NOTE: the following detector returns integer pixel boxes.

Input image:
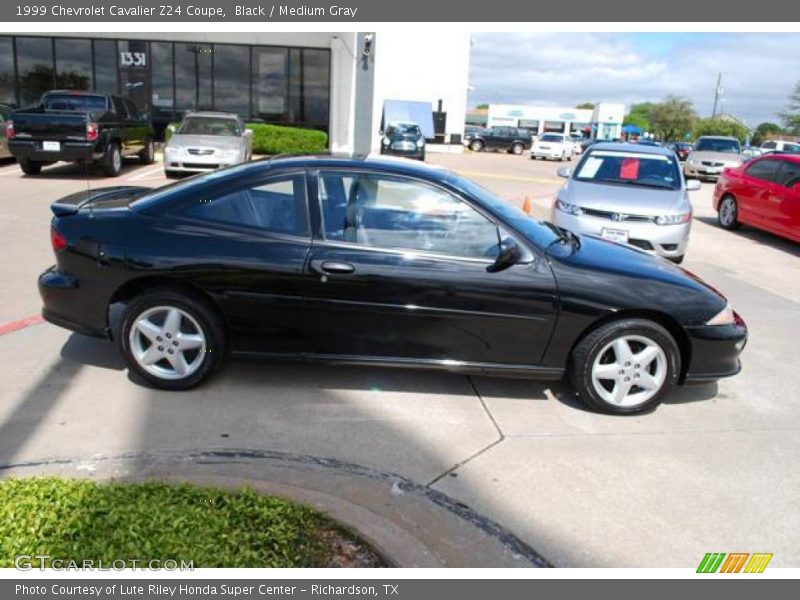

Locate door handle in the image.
[311,260,356,275]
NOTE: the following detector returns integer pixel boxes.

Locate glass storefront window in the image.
[93,40,118,95]
[54,38,92,91]
[0,37,14,105]
[175,42,212,111]
[301,49,330,126]
[151,42,174,122]
[252,47,288,121]
[213,44,250,116]
[16,37,54,106]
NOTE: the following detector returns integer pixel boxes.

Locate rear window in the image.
[575,150,681,190]
[539,134,564,142]
[43,94,107,112]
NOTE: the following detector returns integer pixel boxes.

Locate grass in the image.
[0,477,367,568]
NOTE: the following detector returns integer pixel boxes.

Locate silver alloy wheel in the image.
[112,146,122,172]
[129,305,206,380]
[591,334,667,407]
[719,196,736,226]
[146,140,154,161]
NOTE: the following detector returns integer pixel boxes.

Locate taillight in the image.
[86,122,98,142]
[5,120,13,140]
[51,227,67,252]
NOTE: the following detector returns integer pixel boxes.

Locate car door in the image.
[302,169,558,367]
[482,127,500,150]
[738,158,782,225]
[121,98,147,154]
[167,170,312,354]
[771,160,800,240]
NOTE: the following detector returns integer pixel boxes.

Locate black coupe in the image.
[39,155,747,414]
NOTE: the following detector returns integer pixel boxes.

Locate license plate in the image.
[539,145,550,149]
[601,227,629,243]
[704,167,720,174]
[42,141,61,152]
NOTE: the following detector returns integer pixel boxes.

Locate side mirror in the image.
[487,237,522,273]
[557,166,572,178]
[243,129,253,138]
[686,179,702,191]
[792,182,800,193]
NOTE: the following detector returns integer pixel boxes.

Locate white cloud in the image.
[468,33,800,125]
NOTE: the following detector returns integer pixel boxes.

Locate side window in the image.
[762,141,776,150]
[318,172,500,259]
[745,159,780,182]
[111,96,126,117]
[777,162,800,189]
[182,173,308,236]
[124,99,141,121]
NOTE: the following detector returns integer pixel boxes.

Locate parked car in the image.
[530,133,577,161]
[759,139,800,154]
[713,153,800,243]
[463,125,485,145]
[467,126,532,155]
[552,142,700,264]
[6,91,155,176]
[38,155,746,414]
[164,112,252,177]
[0,104,14,159]
[684,136,743,181]
[380,121,426,161]
[667,142,692,162]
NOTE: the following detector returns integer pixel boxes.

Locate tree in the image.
[780,82,800,135]
[693,117,750,143]
[575,102,595,110]
[623,113,650,132]
[475,103,489,110]
[649,96,697,141]
[753,122,784,146]
[625,102,657,133]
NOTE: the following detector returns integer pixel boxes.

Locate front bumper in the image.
[683,321,748,382]
[380,146,425,160]
[164,151,241,173]
[684,163,735,180]
[9,139,99,162]
[531,147,565,159]
[551,209,691,259]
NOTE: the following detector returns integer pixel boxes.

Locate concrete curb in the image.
[0,448,551,568]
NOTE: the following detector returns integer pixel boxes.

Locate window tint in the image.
[777,162,800,189]
[318,172,500,259]
[214,44,250,116]
[183,174,308,236]
[175,43,213,111]
[16,37,54,105]
[54,38,92,90]
[93,40,118,95]
[745,159,780,182]
[43,93,107,112]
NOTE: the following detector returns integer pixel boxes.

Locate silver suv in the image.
[551,142,700,264]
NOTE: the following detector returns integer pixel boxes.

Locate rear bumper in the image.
[9,140,99,162]
[380,147,425,160]
[683,321,748,382]
[38,267,109,339]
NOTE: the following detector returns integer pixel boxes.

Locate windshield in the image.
[695,138,741,154]
[574,149,681,190]
[386,124,421,136]
[43,94,107,112]
[783,143,800,153]
[539,134,564,142]
[178,117,241,136]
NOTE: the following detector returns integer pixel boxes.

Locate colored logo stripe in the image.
[697,553,726,573]
[744,553,773,573]
[697,552,773,573]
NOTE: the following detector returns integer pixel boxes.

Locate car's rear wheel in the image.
[120,289,226,390]
[569,319,681,414]
[717,194,741,230]
[139,138,155,165]
[511,143,524,155]
[19,158,42,175]
[469,140,484,152]
[103,142,122,177]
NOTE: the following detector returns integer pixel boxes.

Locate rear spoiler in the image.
[51,186,150,217]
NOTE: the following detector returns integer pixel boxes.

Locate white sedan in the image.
[164,111,253,177]
[531,133,577,161]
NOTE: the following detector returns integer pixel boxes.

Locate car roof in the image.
[585,141,675,157]
[184,111,240,119]
[696,135,739,141]
[266,153,450,176]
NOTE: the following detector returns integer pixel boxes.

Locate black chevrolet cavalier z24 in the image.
[39,155,747,414]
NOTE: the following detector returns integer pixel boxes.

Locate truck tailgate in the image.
[12,110,88,140]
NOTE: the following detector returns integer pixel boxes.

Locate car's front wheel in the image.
[102,142,122,177]
[139,138,155,165]
[717,194,741,230]
[469,140,484,152]
[569,319,681,414]
[120,289,226,390]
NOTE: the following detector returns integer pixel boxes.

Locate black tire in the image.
[139,138,155,165]
[568,318,681,415]
[717,194,741,230]
[469,140,484,152]
[102,142,123,177]
[119,289,226,391]
[19,158,42,175]
[511,143,524,155]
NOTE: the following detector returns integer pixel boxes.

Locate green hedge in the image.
[165,122,328,155]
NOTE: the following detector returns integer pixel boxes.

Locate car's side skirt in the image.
[230,351,565,380]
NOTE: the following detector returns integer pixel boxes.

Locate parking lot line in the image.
[0,165,21,177]
[453,169,561,185]
[0,314,43,336]
[124,165,164,182]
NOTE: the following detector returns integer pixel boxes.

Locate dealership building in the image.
[487,103,626,140]
[0,32,470,152]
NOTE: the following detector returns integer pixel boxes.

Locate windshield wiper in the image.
[601,178,675,190]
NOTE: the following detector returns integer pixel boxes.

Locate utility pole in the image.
[712,72,723,118]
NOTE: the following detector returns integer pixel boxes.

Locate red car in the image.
[713,153,800,243]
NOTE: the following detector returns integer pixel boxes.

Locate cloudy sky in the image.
[468,33,800,125]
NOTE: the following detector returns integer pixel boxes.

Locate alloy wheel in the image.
[128,306,207,380]
[590,335,667,407]
[719,197,736,227]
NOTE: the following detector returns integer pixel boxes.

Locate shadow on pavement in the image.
[694,216,800,258]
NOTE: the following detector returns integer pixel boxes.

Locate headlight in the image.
[555,199,583,216]
[416,138,425,148]
[382,136,390,146]
[218,149,240,159]
[706,304,738,326]
[165,145,183,156]
[654,212,692,226]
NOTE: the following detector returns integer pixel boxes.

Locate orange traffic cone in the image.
[522,196,532,215]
